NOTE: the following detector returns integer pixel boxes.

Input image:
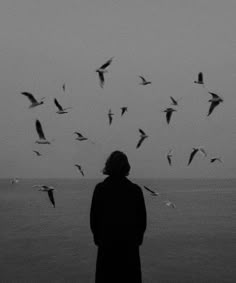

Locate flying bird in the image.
[108,109,114,125]
[194,72,204,85]
[96,57,114,88]
[187,147,207,166]
[10,177,19,184]
[62,83,66,92]
[139,76,151,85]
[21,92,45,108]
[74,132,88,141]
[74,164,84,176]
[33,185,55,207]
[207,92,223,116]
[54,98,71,114]
[33,150,42,156]
[35,119,51,144]
[164,200,176,208]
[121,107,128,116]
[166,149,173,166]
[163,108,176,124]
[136,129,148,149]
[143,186,159,196]
[210,157,222,163]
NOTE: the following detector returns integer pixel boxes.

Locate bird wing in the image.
[170,96,177,105]
[207,101,220,116]
[199,148,207,157]
[54,98,63,111]
[167,155,172,166]
[99,57,113,70]
[139,128,146,136]
[139,76,146,83]
[188,149,198,165]
[108,114,113,125]
[136,136,146,148]
[33,150,40,156]
[74,132,83,138]
[208,92,220,99]
[47,190,55,207]
[198,72,203,83]
[79,168,84,176]
[36,120,46,140]
[62,83,65,92]
[143,186,156,194]
[98,71,105,88]
[21,92,37,104]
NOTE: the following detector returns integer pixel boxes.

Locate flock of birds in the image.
[10,58,224,208]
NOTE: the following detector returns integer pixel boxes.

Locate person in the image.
[90,151,147,283]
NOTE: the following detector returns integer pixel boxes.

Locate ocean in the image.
[0,178,235,283]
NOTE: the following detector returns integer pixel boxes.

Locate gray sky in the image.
[1,0,236,178]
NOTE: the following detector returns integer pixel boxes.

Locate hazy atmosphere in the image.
[1,0,236,178]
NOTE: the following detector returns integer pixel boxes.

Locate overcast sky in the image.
[1,0,236,178]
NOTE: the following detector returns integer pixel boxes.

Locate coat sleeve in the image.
[136,187,147,245]
[90,184,101,246]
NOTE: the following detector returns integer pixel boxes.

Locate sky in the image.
[1,0,236,178]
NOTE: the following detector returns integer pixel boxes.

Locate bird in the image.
[96,57,114,88]
[21,92,45,108]
[33,150,42,156]
[143,186,159,196]
[108,109,114,125]
[74,164,84,176]
[120,107,128,116]
[163,108,176,124]
[166,149,173,166]
[194,72,204,85]
[54,98,71,114]
[74,132,88,141]
[33,185,55,207]
[164,200,176,208]
[210,157,222,163]
[139,76,151,85]
[62,83,66,92]
[136,129,148,149]
[35,119,51,144]
[170,96,179,106]
[187,147,207,166]
[207,92,223,116]
[10,177,19,184]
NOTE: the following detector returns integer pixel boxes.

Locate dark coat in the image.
[90,176,147,283]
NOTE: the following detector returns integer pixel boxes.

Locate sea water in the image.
[0,178,235,282]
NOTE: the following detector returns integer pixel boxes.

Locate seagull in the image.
[21,92,45,108]
[62,83,66,92]
[163,108,176,124]
[164,200,176,208]
[74,164,84,176]
[210,157,222,163]
[207,92,223,116]
[170,96,180,106]
[194,72,204,85]
[166,149,173,166]
[33,185,55,208]
[108,109,114,125]
[121,107,128,116]
[33,150,42,156]
[35,119,51,144]
[136,129,148,149]
[139,76,151,85]
[96,57,114,88]
[54,98,71,114]
[187,147,207,166]
[74,132,88,141]
[143,186,159,196]
[10,177,19,184]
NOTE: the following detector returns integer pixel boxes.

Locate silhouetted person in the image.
[90,151,147,283]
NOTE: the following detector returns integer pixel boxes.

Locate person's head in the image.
[103,151,131,177]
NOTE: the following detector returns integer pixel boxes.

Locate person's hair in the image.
[103,151,131,177]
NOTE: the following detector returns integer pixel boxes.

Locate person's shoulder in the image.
[126,179,143,193]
